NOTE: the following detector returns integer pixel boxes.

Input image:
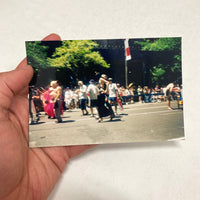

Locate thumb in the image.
[0,65,33,108]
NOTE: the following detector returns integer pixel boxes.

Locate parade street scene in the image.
[29,100,184,147]
[26,37,184,147]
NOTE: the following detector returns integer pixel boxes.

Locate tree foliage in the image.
[135,38,181,51]
[25,41,50,70]
[150,65,166,84]
[48,40,110,79]
[26,40,110,84]
[135,37,182,84]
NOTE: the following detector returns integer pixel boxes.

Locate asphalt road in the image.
[29,101,184,147]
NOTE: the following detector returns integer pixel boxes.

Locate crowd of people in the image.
[30,74,183,124]
[30,74,117,123]
[116,83,182,107]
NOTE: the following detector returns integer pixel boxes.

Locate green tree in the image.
[150,64,166,84]
[136,38,181,51]
[48,40,110,80]
[135,37,182,84]
[25,41,50,70]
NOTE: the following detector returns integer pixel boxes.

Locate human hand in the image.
[0,33,96,200]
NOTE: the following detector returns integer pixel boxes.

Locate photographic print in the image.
[26,37,184,148]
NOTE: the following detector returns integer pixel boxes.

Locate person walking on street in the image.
[97,87,114,122]
[99,74,109,90]
[107,78,118,114]
[53,81,63,123]
[87,79,99,117]
[77,81,89,116]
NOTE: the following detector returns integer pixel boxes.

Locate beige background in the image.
[0,0,200,199]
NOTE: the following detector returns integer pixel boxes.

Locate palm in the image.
[0,34,95,200]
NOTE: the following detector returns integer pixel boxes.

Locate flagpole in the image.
[125,58,128,88]
[124,38,131,88]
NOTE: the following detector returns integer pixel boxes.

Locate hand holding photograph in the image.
[26,37,184,148]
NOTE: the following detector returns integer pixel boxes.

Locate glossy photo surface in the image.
[26,37,184,148]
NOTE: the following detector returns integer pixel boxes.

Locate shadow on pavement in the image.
[30,122,45,125]
[114,116,123,119]
[59,120,75,123]
[119,113,128,116]
[104,119,122,123]
[173,108,183,111]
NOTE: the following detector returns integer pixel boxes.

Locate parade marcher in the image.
[97,87,114,122]
[53,81,63,123]
[64,87,73,111]
[166,82,175,110]
[29,87,39,124]
[99,74,109,90]
[77,81,89,116]
[107,78,118,114]
[87,79,99,117]
[32,88,43,113]
[46,81,56,119]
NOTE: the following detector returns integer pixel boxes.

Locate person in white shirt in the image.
[87,79,99,117]
[77,81,89,116]
[107,78,118,114]
[64,87,73,111]
[72,87,79,109]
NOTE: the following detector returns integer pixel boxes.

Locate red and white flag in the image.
[124,39,131,61]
